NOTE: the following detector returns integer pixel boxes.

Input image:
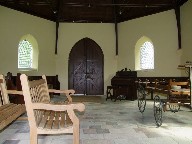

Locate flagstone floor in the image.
[1,95,192,144]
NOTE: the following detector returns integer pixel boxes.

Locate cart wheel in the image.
[168,103,180,113]
[137,84,146,113]
[154,95,163,127]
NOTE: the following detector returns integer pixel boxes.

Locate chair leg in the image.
[30,130,38,144]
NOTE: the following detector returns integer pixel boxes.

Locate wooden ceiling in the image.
[0,0,188,23]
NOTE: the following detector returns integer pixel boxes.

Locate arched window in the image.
[140,41,154,69]
[18,34,38,71]
[135,36,154,70]
[18,40,33,69]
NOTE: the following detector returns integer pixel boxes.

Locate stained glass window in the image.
[18,40,33,69]
[140,41,154,70]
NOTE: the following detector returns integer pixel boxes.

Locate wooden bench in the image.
[20,74,85,144]
[5,72,61,104]
[0,74,26,131]
[168,79,190,104]
[137,78,189,100]
[136,78,160,99]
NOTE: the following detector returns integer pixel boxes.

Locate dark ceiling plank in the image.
[0,0,188,24]
[62,2,173,7]
[177,0,188,5]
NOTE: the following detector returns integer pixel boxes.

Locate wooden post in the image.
[174,6,181,49]
[113,0,118,55]
[55,21,59,54]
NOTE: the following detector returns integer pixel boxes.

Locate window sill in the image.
[18,68,37,71]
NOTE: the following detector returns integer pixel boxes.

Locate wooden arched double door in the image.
[68,38,104,95]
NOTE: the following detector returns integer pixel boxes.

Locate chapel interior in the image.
[0,0,192,144]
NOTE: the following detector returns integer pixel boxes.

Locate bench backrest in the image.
[20,74,51,128]
[0,74,10,106]
[169,79,189,89]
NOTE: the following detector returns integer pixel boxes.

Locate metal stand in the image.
[180,65,192,108]
[187,66,192,108]
[137,84,146,113]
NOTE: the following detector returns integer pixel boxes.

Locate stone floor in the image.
[1,95,192,144]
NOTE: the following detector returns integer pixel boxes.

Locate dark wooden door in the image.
[69,38,104,95]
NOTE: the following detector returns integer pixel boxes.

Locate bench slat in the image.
[66,112,73,127]
[0,106,24,123]
[0,105,25,130]
[0,104,24,122]
[60,111,66,128]
[52,111,60,129]
[0,104,18,115]
[0,103,14,111]
[38,110,50,129]
[45,111,55,129]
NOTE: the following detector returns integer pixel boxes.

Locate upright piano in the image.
[111,69,137,101]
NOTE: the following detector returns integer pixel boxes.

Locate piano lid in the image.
[115,68,137,78]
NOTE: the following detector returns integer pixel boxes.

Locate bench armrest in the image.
[48,89,74,103]
[48,89,75,94]
[7,90,23,95]
[32,102,85,112]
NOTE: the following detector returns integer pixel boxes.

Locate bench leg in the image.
[73,124,79,144]
[30,130,37,144]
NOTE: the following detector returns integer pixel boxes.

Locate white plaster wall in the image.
[56,23,117,91]
[180,0,192,65]
[0,6,56,76]
[118,10,182,77]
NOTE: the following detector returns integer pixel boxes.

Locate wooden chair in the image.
[20,74,85,144]
[0,74,26,130]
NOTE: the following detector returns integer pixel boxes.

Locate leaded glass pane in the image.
[18,40,33,69]
[140,41,154,69]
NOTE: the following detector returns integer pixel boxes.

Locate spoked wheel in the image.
[154,95,163,127]
[137,84,146,113]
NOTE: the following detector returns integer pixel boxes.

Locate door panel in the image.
[69,40,86,94]
[86,39,103,95]
[68,38,104,95]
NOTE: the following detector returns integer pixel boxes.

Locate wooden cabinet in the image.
[111,70,137,101]
[111,78,137,101]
